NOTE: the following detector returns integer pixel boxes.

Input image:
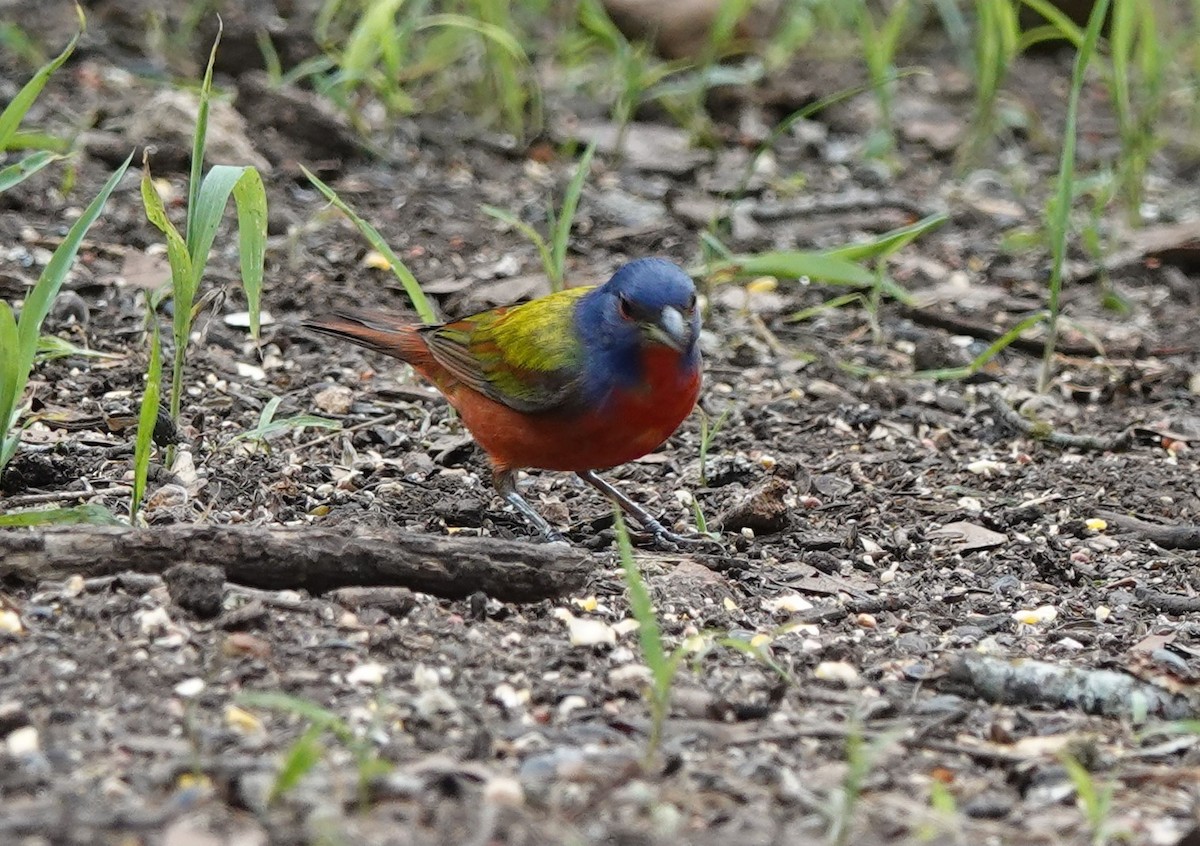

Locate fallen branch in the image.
[980,388,1133,452]
[1097,511,1200,551]
[0,525,591,603]
[1134,587,1200,615]
[942,654,1197,720]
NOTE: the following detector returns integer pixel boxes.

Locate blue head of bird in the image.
[577,257,702,391]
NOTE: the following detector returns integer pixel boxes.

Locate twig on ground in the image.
[0,486,131,507]
[941,654,1198,720]
[748,190,929,221]
[1133,587,1200,615]
[0,525,591,602]
[1097,510,1200,551]
[980,388,1133,452]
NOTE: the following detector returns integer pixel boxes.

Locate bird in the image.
[302,257,703,545]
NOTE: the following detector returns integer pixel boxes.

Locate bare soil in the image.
[2,3,1200,844]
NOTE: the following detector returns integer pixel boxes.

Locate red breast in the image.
[450,345,700,473]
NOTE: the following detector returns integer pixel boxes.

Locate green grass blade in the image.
[130,324,162,517]
[550,140,596,287]
[0,301,21,469]
[615,511,669,689]
[1018,0,1086,47]
[713,250,882,292]
[824,212,948,262]
[1038,0,1111,392]
[5,130,71,153]
[302,165,437,323]
[414,11,540,135]
[16,153,132,394]
[0,4,83,150]
[0,504,123,526]
[36,334,121,362]
[271,725,325,801]
[0,151,59,193]
[187,23,222,247]
[785,292,864,323]
[2,153,130,472]
[342,0,408,81]
[480,204,555,281]
[238,691,346,729]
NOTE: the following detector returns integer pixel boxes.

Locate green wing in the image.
[422,285,593,413]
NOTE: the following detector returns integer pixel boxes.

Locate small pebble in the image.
[347,663,387,686]
[5,725,39,757]
[814,661,860,686]
[1012,605,1057,625]
[174,678,205,698]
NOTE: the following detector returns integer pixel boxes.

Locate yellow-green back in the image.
[421,285,593,413]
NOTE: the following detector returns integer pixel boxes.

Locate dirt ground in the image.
[2,3,1200,844]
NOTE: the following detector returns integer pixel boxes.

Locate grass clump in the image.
[139,27,268,428]
[309,0,541,136]
[1,155,132,477]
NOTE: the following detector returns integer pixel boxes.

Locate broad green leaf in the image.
[188,165,246,287]
[141,159,196,344]
[302,165,437,323]
[724,250,914,304]
[0,504,123,526]
[0,151,58,193]
[185,166,267,336]
[232,168,268,337]
[0,4,83,150]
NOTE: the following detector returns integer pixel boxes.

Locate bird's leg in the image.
[493,469,566,543]
[576,469,691,546]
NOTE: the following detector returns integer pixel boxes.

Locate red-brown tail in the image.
[301,309,433,365]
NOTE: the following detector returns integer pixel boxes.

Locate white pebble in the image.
[814,661,860,685]
[174,678,205,698]
[5,725,39,757]
[1012,605,1057,625]
[347,662,387,686]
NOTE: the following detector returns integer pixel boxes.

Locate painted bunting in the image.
[303,258,702,544]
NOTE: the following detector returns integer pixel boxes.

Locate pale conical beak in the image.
[644,305,690,352]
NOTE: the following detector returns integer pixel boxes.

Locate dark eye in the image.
[617,294,634,321]
[686,292,697,311]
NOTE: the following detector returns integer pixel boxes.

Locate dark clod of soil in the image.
[163,562,226,618]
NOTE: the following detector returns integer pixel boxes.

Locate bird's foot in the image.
[634,516,723,552]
